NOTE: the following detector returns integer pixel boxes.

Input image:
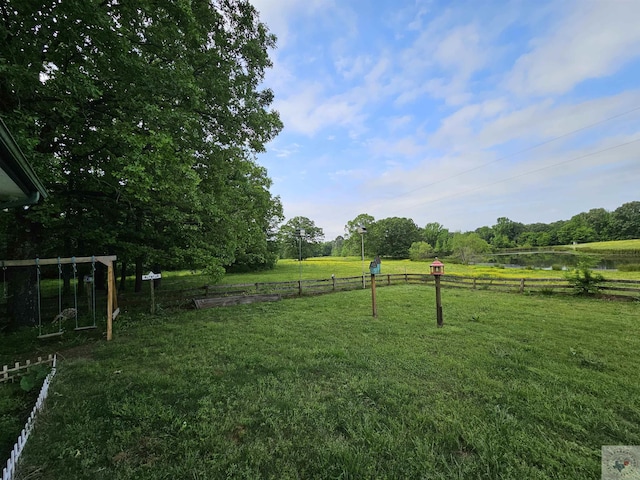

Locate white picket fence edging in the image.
[2,355,57,480]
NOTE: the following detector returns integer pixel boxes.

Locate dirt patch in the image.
[597,293,637,302]
[56,342,97,361]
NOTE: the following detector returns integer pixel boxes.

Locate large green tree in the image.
[277,217,325,260]
[491,217,524,248]
[0,0,282,323]
[331,236,345,257]
[611,201,640,240]
[342,213,375,257]
[557,214,596,245]
[583,208,612,241]
[423,222,452,254]
[451,233,490,265]
[408,241,434,261]
[369,217,421,258]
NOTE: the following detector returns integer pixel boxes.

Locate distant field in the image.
[158,258,568,291]
[228,255,640,282]
[572,239,640,251]
[158,256,640,290]
[220,257,573,283]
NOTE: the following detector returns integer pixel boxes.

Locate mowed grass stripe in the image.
[17,286,640,479]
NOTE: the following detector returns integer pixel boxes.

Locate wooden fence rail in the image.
[193,274,639,300]
[118,274,640,310]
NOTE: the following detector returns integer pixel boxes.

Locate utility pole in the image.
[357,225,367,288]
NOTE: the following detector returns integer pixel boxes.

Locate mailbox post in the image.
[142,271,162,314]
[369,256,381,317]
[430,258,444,327]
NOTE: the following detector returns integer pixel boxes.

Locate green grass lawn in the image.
[572,239,640,251]
[11,285,640,479]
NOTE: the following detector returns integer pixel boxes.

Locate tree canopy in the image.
[341,213,375,256]
[0,0,283,295]
[277,216,325,260]
[451,233,490,265]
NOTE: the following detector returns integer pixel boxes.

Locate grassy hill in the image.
[571,238,640,252]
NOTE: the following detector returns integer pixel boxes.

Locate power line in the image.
[388,104,640,200]
[406,137,640,208]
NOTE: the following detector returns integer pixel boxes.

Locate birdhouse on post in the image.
[369,256,381,275]
[368,256,381,318]
[430,258,444,276]
[429,258,444,327]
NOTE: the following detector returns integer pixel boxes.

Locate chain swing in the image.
[2,262,7,300]
[75,256,97,331]
[1,255,117,340]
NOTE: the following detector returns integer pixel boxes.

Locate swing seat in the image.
[74,325,97,331]
[37,331,64,339]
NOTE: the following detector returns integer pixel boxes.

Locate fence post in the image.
[435,275,443,327]
[332,275,336,291]
[298,280,302,296]
[371,274,378,318]
[520,278,525,294]
[149,279,155,314]
[387,274,391,286]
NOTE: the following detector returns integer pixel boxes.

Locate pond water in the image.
[482,252,640,271]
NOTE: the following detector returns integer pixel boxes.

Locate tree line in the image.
[277,202,640,263]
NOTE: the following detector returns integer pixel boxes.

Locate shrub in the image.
[564,257,604,296]
[408,242,434,262]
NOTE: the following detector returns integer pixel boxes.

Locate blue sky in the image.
[250,0,640,241]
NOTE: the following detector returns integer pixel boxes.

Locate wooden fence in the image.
[196,274,640,299]
[119,274,640,309]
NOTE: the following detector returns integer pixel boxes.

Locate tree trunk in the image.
[6,211,41,327]
[7,266,38,327]
[135,257,143,292]
[152,263,162,289]
[119,259,127,292]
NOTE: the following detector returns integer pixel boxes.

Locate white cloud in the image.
[387,115,413,131]
[335,54,374,80]
[433,24,486,76]
[429,90,640,154]
[250,0,332,48]
[330,169,368,180]
[271,143,300,158]
[273,82,367,136]
[366,136,426,159]
[506,1,640,96]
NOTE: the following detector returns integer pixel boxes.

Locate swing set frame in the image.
[2,255,118,340]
